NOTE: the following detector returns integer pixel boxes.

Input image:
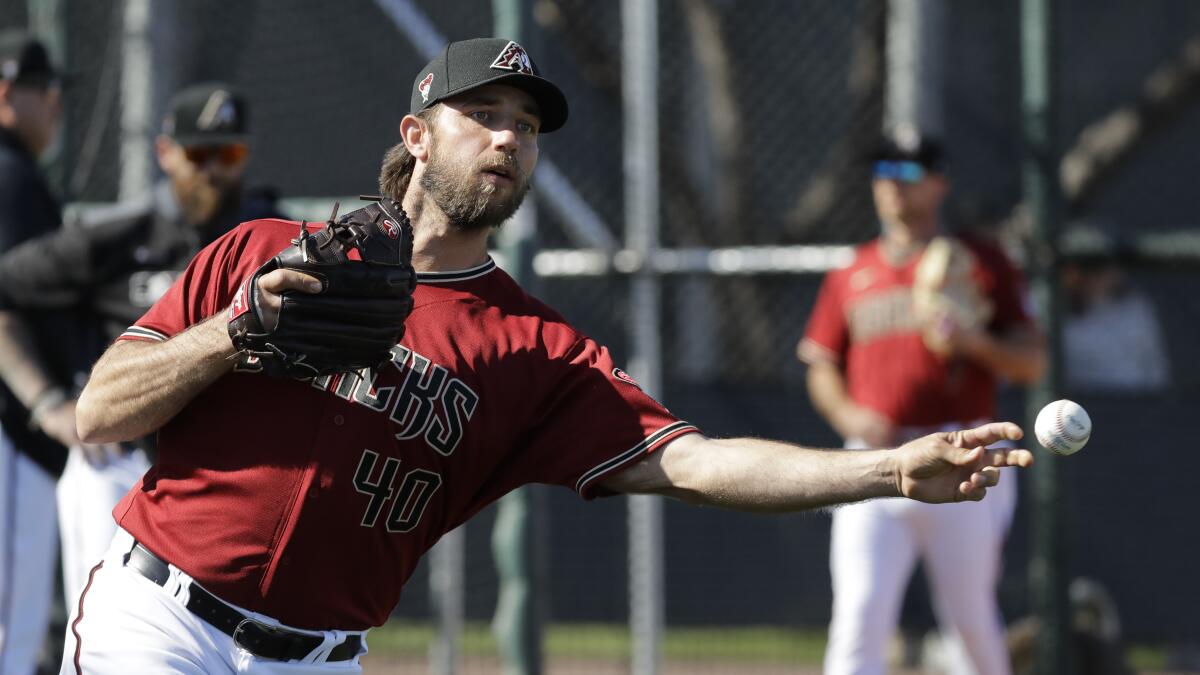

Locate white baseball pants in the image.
[56,446,149,603]
[0,427,59,675]
[823,427,1017,675]
[61,529,368,674]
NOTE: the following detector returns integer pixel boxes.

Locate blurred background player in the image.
[0,30,90,675]
[1058,222,1170,394]
[797,131,1046,675]
[0,80,283,605]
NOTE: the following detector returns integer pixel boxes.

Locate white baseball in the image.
[1035,399,1092,456]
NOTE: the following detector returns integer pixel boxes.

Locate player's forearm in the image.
[617,434,900,512]
[0,310,63,406]
[675,438,900,511]
[964,327,1047,385]
[805,361,856,435]
[77,314,237,443]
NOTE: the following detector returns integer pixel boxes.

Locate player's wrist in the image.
[873,448,903,498]
[27,385,68,431]
[199,312,240,361]
[956,329,993,360]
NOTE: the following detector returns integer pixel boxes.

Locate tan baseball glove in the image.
[911,236,994,357]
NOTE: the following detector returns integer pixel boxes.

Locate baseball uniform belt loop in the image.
[125,542,362,662]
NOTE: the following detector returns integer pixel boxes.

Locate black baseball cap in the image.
[410,38,568,133]
[163,82,248,146]
[869,127,946,172]
[0,30,61,87]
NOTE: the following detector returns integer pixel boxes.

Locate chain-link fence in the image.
[11,0,1200,672]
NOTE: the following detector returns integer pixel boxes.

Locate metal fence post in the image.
[490,2,545,672]
[1020,1,1074,673]
[622,0,664,673]
[430,527,465,675]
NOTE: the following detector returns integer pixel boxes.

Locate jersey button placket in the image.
[311,411,344,498]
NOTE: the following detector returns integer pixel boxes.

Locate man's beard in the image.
[419,149,530,232]
[175,173,238,226]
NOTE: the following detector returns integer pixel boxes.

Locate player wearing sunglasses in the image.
[799,130,1045,675]
[0,81,285,614]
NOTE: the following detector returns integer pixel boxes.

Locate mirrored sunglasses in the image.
[873,160,926,183]
[184,143,248,166]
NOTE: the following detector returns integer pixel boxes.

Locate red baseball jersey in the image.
[113,218,698,630]
[798,235,1031,427]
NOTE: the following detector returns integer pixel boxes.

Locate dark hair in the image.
[378,107,440,203]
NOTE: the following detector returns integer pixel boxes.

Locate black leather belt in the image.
[125,543,362,662]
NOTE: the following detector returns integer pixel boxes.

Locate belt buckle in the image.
[232,617,297,659]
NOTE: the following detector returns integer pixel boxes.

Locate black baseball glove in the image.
[228,196,416,379]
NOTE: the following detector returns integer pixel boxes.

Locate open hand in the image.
[38,398,81,448]
[40,399,119,465]
[78,442,127,468]
[893,421,1033,503]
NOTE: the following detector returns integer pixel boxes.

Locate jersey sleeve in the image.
[118,220,285,342]
[975,240,1033,332]
[513,337,699,500]
[798,270,849,365]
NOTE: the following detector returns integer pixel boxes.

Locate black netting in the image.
[7,0,1199,669]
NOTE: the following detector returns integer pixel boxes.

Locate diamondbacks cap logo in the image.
[612,368,642,390]
[490,41,533,74]
[418,72,434,102]
[198,89,238,131]
[381,218,400,239]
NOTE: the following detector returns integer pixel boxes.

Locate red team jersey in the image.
[113,218,698,630]
[799,235,1031,427]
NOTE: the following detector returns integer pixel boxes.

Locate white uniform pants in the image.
[56,446,149,604]
[823,427,1016,675]
[0,427,59,675]
[61,529,368,674]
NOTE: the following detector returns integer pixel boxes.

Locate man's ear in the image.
[400,114,431,162]
[929,173,950,199]
[154,135,177,173]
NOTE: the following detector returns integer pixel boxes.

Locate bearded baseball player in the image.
[799,132,1046,675]
[63,39,1033,673]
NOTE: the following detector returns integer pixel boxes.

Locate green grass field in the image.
[367,620,825,663]
[364,620,1172,670]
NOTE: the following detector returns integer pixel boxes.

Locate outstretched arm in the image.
[602,421,1032,511]
[76,269,318,443]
